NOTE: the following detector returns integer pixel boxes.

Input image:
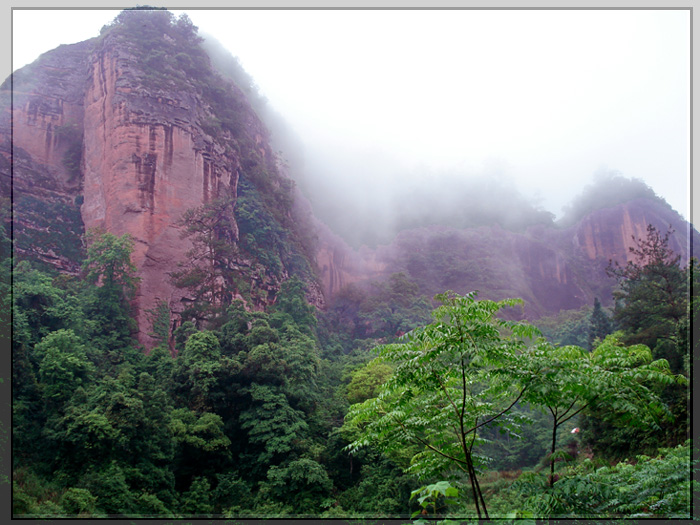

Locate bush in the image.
[59,487,97,516]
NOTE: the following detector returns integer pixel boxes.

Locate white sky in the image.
[11,8,691,222]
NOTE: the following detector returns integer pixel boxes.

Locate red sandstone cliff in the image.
[81,32,242,349]
[0,41,91,273]
[316,198,697,319]
[4,17,321,350]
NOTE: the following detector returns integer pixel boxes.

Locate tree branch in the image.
[463,385,528,435]
[394,416,468,469]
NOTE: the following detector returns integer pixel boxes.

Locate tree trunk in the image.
[550,421,558,488]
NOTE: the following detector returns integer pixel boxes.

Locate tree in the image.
[81,230,140,355]
[587,297,612,350]
[270,276,317,336]
[83,229,138,295]
[523,335,680,487]
[170,331,228,412]
[604,224,691,451]
[344,292,542,520]
[147,300,171,350]
[258,458,333,514]
[171,198,237,326]
[238,383,309,477]
[346,359,393,405]
[606,224,687,372]
[36,329,95,408]
[358,273,432,339]
[169,408,231,490]
[12,262,84,351]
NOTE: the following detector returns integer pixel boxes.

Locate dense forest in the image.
[7,8,696,522]
[8,209,696,520]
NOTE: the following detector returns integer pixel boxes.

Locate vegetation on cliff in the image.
[98,8,318,311]
[559,172,673,228]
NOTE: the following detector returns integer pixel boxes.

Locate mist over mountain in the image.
[4,8,696,337]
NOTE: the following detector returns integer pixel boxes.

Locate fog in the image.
[11,9,691,247]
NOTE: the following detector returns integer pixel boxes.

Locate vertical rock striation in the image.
[0,41,93,273]
[316,198,698,318]
[4,16,321,350]
[81,33,239,348]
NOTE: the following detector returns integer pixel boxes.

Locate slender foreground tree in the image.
[523,335,682,488]
[344,291,542,520]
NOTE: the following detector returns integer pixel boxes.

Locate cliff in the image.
[318,197,698,319]
[0,41,92,274]
[4,11,321,349]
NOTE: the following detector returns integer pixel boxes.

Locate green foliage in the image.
[608,224,688,371]
[147,300,171,347]
[477,405,551,472]
[58,488,97,516]
[586,226,692,456]
[334,453,417,517]
[82,229,138,293]
[346,358,393,405]
[272,276,317,334]
[169,408,231,490]
[170,331,226,412]
[235,177,287,277]
[173,320,198,353]
[358,272,433,338]
[12,261,84,350]
[80,230,140,355]
[10,18,695,516]
[238,383,309,470]
[170,409,231,452]
[100,9,204,92]
[212,472,253,515]
[36,329,94,406]
[535,305,592,348]
[521,334,680,487]
[318,273,432,356]
[588,297,612,350]
[77,461,135,516]
[13,195,85,269]
[515,441,694,519]
[179,476,213,516]
[171,198,237,325]
[259,458,333,514]
[0,196,10,336]
[410,480,459,519]
[345,291,542,520]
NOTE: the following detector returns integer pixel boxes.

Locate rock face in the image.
[317,198,698,319]
[572,198,692,264]
[0,41,93,274]
[81,32,241,349]
[4,19,320,350]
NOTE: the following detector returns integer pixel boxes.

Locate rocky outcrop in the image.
[572,198,692,265]
[315,221,387,298]
[4,23,320,350]
[4,12,696,347]
[0,41,93,274]
[81,33,241,349]
[317,198,698,319]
